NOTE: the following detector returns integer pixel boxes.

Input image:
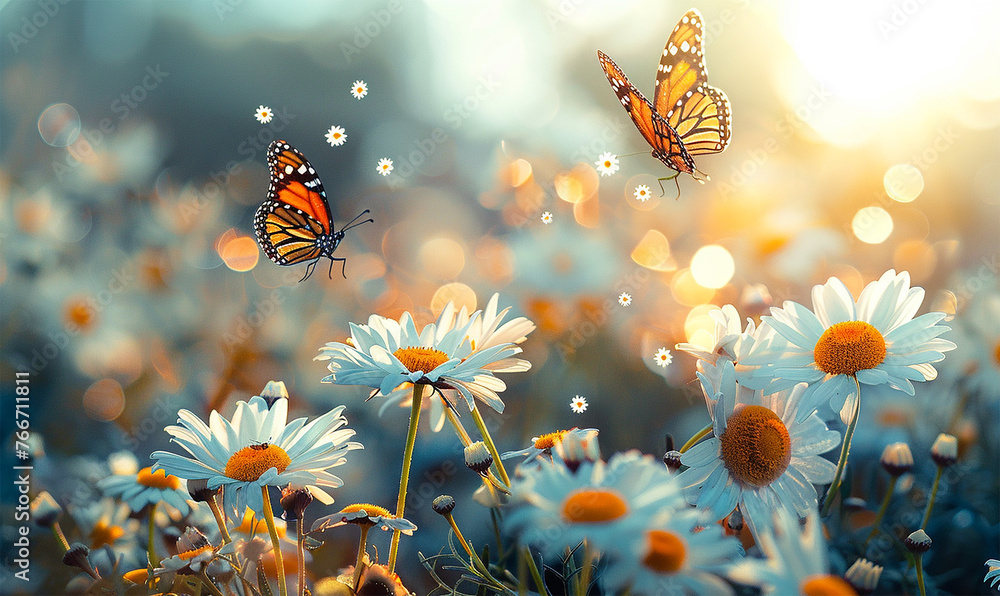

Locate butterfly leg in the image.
[328,256,348,279]
[300,259,319,282]
[657,172,682,200]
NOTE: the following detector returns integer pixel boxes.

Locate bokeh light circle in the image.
[38,103,81,147]
[431,283,477,315]
[419,237,465,280]
[220,236,260,272]
[690,245,735,289]
[83,378,125,421]
[883,164,924,203]
[851,207,894,244]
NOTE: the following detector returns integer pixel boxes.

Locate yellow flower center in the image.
[561,489,628,523]
[813,321,886,376]
[393,347,449,374]
[224,444,291,482]
[720,405,792,488]
[993,340,1000,367]
[178,544,214,561]
[342,503,392,518]
[642,530,687,573]
[533,430,570,450]
[90,520,125,549]
[235,509,286,537]
[122,569,149,584]
[801,574,858,595]
[137,467,181,490]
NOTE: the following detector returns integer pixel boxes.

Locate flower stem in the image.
[261,487,288,596]
[576,542,594,596]
[915,554,927,596]
[921,465,943,529]
[388,384,423,572]
[471,405,510,486]
[522,547,549,596]
[208,494,233,545]
[679,423,713,453]
[447,405,510,494]
[352,525,370,592]
[199,568,226,596]
[52,522,70,552]
[297,518,307,596]
[863,476,897,548]
[147,503,160,567]
[821,379,862,516]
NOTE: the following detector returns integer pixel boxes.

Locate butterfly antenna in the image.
[340,209,374,233]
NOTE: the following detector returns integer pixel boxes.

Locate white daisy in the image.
[654,347,673,368]
[501,428,599,469]
[254,105,273,124]
[151,385,362,517]
[325,125,347,147]
[154,526,233,578]
[600,506,742,595]
[351,80,368,99]
[634,184,651,202]
[677,360,841,535]
[312,503,417,535]
[595,151,619,176]
[619,292,632,307]
[316,305,528,414]
[729,509,854,595]
[506,450,688,559]
[97,466,193,516]
[540,211,553,224]
[748,270,956,422]
[985,559,1000,589]
[570,395,588,413]
[376,157,393,176]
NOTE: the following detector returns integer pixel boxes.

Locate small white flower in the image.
[540,211,553,224]
[325,125,347,147]
[633,184,651,202]
[595,151,620,176]
[376,157,393,176]
[351,80,369,100]
[654,347,673,368]
[254,105,273,124]
[570,395,588,414]
[618,292,632,307]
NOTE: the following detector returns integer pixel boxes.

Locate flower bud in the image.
[63,542,97,578]
[464,441,493,476]
[259,380,289,408]
[280,486,314,520]
[905,529,932,554]
[663,450,683,472]
[187,478,222,503]
[432,495,456,516]
[30,491,63,528]
[930,433,958,468]
[845,558,883,595]
[880,442,913,477]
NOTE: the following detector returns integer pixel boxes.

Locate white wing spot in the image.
[669,46,678,55]
[284,165,293,175]
[297,164,307,174]
[680,41,690,52]
[682,16,689,23]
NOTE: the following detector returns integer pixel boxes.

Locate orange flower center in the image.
[801,574,858,595]
[561,489,628,523]
[224,444,291,482]
[64,297,96,331]
[533,430,570,450]
[393,347,449,374]
[642,530,687,574]
[340,503,392,525]
[178,544,214,561]
[993,340,1000,367]
[813,321,886,376]
[137,467,181,490]
[720,405,792,488]
[90,520,125,549]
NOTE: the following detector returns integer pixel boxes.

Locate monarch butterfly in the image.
[254,140,372,281]
[597,8,732,197]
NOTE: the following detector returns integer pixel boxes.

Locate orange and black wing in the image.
[254,140,333,266]
[654,8,732,156]
[598,49,694,174]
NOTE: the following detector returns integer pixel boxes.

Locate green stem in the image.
[921,466,943,529]
[147,503,160,567]
[522,547,549,596]
[576,542,594,596]
[864,476,898,548]
[52,522,70,552]
[208,494,233,545]
[388,384,423,572]
[821,378,862,516]
[446,405,509,493]
[297,518,307,596]
[915,555,926,596]
[261,487,288,596]
[471,405,510,486]
[199,568,226,596]
[352,525,371,592]
[679,423,713,453]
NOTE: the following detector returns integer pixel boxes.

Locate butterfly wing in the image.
[254,140,334,266]
[654,9,732,156]
[597,49,694,174]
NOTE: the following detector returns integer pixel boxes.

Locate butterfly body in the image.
[254,140,372,281]
[598,8,731,194]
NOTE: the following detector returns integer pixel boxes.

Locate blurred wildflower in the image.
[31,491,63,528]
[325,125,347,146]
[678,361,840,532]
[600,506,741,595]
[376,157,394,176]
[634,184,651,202]
[351,80,368,99]
[595,151,619,176]
[729,509,854,595]
[985,559,1000,589]
[501,427,599,469]
[750,270,955,422]
[845,558,883,595]
[254,105,273,123]
[570,395,588,413]
[930,432,958,467]
[507,450,687,559]
[654,347,673,367]
[618,291,632,306]
[540,210,553,224]
[151,392,362,516]
[97,466,193,516]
